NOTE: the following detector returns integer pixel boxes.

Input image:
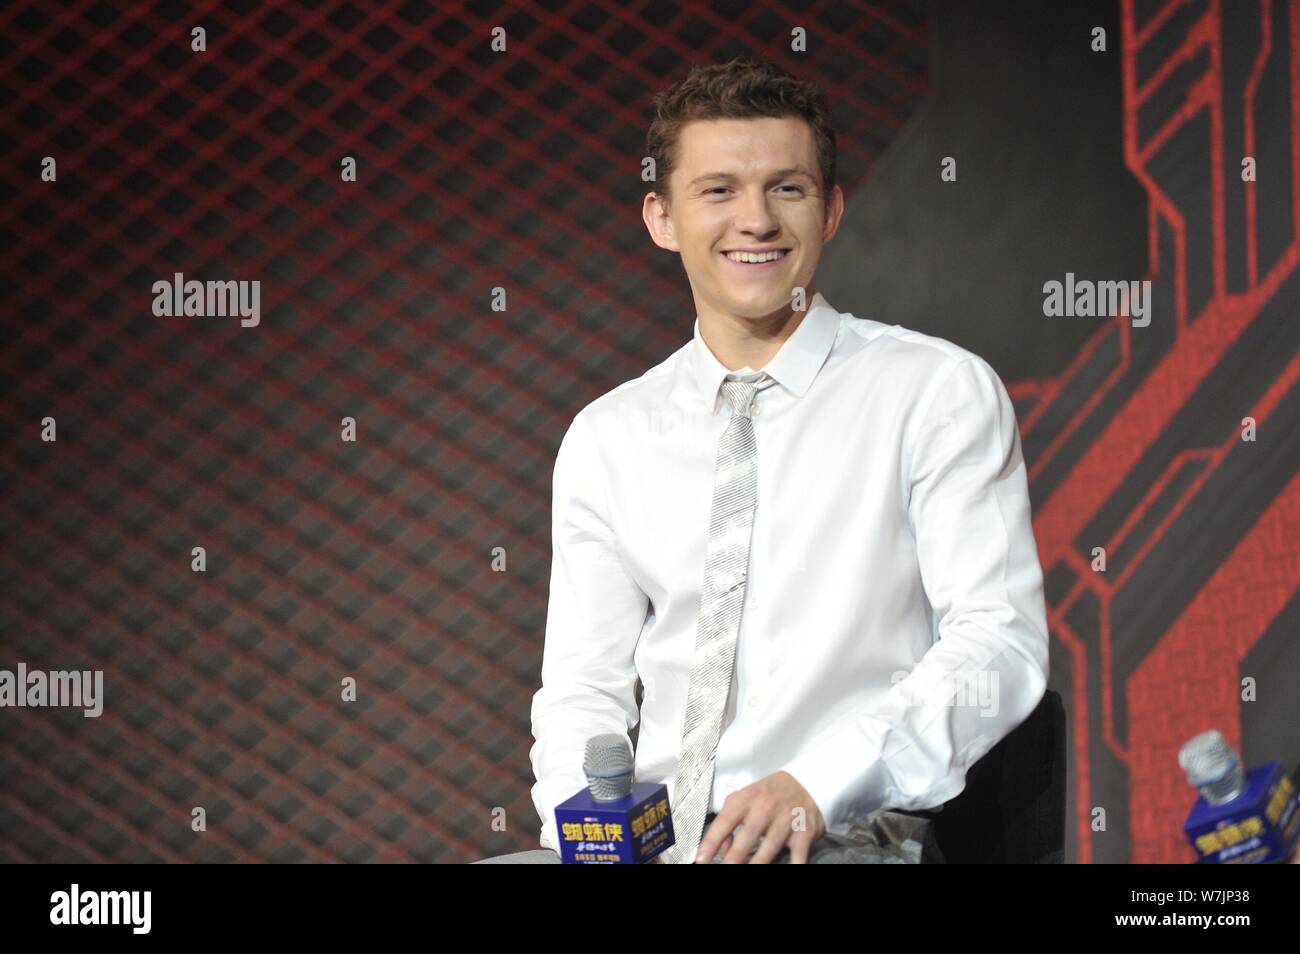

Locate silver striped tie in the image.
[659,372,772,864]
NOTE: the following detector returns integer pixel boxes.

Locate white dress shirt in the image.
[529,291,1050,853]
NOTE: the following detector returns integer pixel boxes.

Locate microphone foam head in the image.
[583,734,634,801]
[1178,730,1244,802]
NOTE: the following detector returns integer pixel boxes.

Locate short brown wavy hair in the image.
[645,57,837,214]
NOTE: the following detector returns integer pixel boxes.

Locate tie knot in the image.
[720,373,769,418]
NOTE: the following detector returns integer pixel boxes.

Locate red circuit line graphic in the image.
[1021,0,1298,862]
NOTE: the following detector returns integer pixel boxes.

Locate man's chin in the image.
[688,278,803,322]
[711,286,797,315]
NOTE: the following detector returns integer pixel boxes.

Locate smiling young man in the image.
[475,57,1049,865]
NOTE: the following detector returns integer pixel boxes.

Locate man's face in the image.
[643,116,844,323]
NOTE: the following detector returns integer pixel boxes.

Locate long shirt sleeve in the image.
[780,355,1050,832]
[528,411,649,852]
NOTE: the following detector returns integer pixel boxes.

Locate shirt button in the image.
[747,695,759,707]
[750,402,760,416]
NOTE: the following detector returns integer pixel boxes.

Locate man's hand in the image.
[694,770,826,863]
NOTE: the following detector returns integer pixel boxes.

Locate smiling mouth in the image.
[721,249,791,267]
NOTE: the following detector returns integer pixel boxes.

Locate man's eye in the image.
[704,185,802,195]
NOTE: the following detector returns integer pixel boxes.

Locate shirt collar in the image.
[689,291,840,415]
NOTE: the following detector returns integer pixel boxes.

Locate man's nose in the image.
[733,188,779,235]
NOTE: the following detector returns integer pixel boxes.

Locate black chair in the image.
[905,688,1067,863]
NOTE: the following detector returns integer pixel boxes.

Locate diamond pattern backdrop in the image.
[0,0,928,862]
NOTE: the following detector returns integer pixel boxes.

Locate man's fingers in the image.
[689,779,824,862]
[709,834,732,863]
[748,815,790,864]
[694,813,734,863]
[723,813,765,864]
[786,831,813,864]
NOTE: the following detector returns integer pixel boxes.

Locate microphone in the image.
[552,734,676,863]
[1178,730,1300,863]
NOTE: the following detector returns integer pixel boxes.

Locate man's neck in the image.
[698,293,813,372]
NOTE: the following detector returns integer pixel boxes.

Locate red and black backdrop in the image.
[1,0,1295,864]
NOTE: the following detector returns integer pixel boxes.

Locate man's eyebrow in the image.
[688,167,817,188]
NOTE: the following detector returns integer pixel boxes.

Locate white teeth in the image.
[725,250,787,263]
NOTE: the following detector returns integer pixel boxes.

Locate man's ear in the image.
[821,184,845,244]
[642,191,679,252]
